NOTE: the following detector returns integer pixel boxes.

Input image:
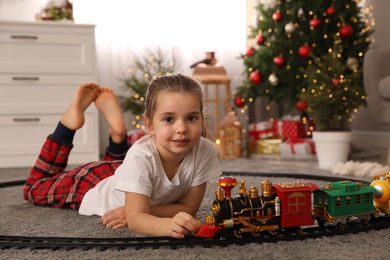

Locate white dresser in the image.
[0,21,100,168]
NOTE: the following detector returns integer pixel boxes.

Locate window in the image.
[346,196,351,206]
[356,195,361,204]
[324,195,328,205]
[288,192,307,212]
[365,193,371,203]
[336,196,342,206]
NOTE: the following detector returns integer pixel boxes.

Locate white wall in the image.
[0,0,47,21]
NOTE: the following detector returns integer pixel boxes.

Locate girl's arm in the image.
[150,183,207,217]
[100,183,207,231]
[125,191,202,238]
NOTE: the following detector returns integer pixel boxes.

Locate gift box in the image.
[247,138,282,156]
[248,121,274,139]
[127,129,147,145]
[280,138,316,159]
[273,115,306,139]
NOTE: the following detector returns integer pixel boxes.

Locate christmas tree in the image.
[300,38,365,131]
[118,48,179,128]
[235,0,374,117]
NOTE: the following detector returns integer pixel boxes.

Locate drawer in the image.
[0,113,98,158]
[0,30,95,74]
[0,74,96,114]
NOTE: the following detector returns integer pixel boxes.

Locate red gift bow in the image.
[285,138,315,154]
[249,123,274,139]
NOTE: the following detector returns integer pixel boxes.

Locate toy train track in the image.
[0,172,370,189]
[1,216,390,250]
[0,172,387,250]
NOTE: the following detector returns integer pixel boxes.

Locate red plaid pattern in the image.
[23,135,124,210]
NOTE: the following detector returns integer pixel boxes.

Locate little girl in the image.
[23,73,222,239]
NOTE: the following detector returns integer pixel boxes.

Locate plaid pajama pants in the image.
[23,135,126,210]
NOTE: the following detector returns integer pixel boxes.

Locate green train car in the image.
[312,181,377,230]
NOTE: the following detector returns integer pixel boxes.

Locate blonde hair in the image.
[144,73,206,137]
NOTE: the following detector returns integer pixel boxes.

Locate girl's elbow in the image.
[126,219,137,232]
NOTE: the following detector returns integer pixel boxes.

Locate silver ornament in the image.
[284,22,295,34]
[269,74,279,86]
[346,57,358,70]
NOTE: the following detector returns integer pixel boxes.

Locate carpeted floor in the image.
[0,156,389,259]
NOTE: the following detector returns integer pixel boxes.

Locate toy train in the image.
[195,172,390,238]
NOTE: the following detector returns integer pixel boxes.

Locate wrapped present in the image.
[280,138,316,159]
[127,129,147,145]
[248,121,274,139]
[273,115,306,139]
[247,138,282,156]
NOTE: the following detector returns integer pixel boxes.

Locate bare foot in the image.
[61,83,100,130]
[95,88,127,143]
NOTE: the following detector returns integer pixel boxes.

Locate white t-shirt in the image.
[79,135,222,216]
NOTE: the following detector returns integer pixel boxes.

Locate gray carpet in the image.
[0,158,388,260]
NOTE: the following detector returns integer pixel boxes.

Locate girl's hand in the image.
[167,212,202,239]
[101,206,127,229]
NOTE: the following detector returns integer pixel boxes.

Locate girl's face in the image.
[144,92,203,160]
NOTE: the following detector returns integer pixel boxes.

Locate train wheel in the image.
[296,228,304,235]
[269,230,278,236]
[361,219,369,228]
[234,230,243,238]
[251,231,262,237]
[336,222,346,231]
[251,221,263,237]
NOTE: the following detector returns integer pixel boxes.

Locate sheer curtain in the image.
[72,0,247,151]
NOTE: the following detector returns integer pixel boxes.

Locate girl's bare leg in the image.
[94,88,127,143]
[61,83,100,130]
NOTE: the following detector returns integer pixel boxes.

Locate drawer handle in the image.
[12,77,39,81]
[11,35,38,40]
[13,118,40,122]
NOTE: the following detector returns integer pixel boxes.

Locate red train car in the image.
[273,182,318,233]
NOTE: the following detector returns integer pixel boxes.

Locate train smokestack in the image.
[218,176,238,200]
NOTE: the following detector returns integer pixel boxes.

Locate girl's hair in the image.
[144,73,206,137]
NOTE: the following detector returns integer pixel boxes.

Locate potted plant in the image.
[299,43,366,169]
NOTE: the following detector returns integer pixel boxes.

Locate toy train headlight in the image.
[371,179,390,203]
[223,219,234,228]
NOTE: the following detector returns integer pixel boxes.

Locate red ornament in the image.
[234,95,245,108]
[249,71,262,85]
[333,78,340,89]
[309,17,321,28]
[273,56,285,67]
[298,45,313,59]
[340,25,354,38]
[255,34,265,45]
[245,47,255,57]
[326,6,336,16]
[272,11,283,22]
[296,99,308,113]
